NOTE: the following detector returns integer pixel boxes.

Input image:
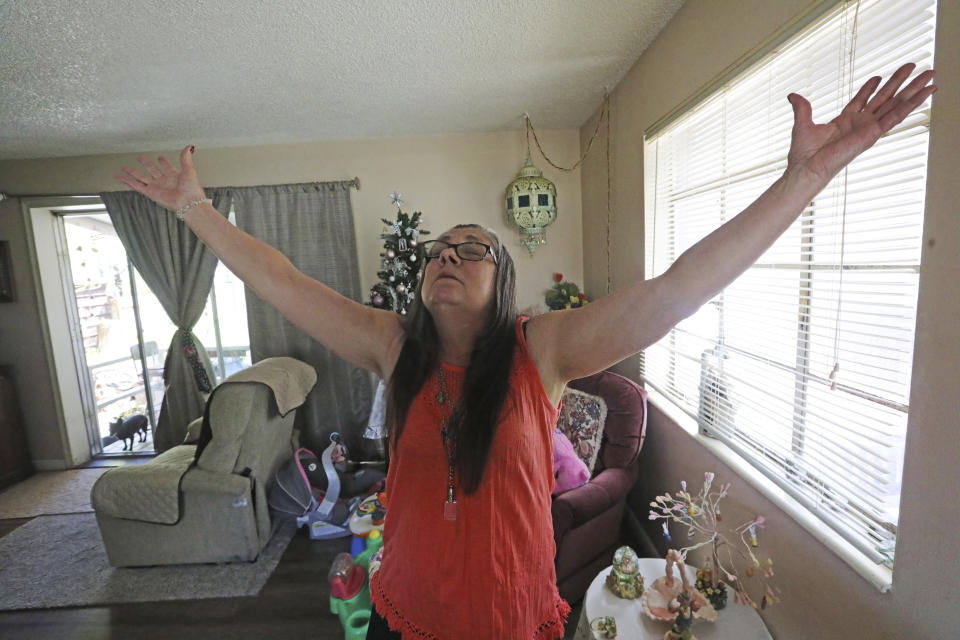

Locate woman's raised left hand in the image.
[785,62,936,185]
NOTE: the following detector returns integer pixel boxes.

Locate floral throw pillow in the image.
[557,388,608,475]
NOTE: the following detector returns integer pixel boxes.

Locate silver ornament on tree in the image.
[397,283,407,293]
[386,249,395,259]
[398,238,408,251]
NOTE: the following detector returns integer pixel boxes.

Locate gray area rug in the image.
[0,469,108,518]
[0,513,296,610]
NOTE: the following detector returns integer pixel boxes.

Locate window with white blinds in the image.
[643,0,936,570]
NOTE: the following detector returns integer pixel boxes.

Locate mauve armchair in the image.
[552,370,647,603]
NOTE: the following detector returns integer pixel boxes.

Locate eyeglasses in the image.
[421,240,498,264]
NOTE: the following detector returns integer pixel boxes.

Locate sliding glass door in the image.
[58,209,249,456]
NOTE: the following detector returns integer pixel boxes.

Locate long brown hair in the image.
[385,224,517,494]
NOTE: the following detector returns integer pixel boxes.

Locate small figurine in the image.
[664,589,698,640]
[695,562,727,610]
[641,549,717,624]
[664,548,683,589]
[605,546,644,599]
[590,615,618,638]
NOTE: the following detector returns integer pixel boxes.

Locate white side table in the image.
[573,559,773,640]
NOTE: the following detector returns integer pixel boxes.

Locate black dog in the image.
[109,414,149,450]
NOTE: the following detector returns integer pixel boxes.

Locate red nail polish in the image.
[190,146,195,153]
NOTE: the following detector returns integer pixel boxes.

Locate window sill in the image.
[644,385,894,593]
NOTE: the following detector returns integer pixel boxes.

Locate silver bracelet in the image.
[174,198,212,220]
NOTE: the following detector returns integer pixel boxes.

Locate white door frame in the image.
[20,197,105,468]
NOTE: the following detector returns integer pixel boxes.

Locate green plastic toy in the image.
[329,530,385,640]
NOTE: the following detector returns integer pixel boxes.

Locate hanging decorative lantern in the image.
[505,155,557,256]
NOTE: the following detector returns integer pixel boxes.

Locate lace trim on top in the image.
[534,595,572,640]
[372,571,438,639]
[371,572,572,640]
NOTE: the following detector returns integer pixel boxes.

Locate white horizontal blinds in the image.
[643,0,935,568]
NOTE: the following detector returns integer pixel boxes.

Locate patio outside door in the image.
[57,210,250,456]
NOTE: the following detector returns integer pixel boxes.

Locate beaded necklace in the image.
[436,366,458,521]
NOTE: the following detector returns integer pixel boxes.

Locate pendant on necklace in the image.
[444,485,458,521]
[436,391,446,404]
[444,499,458,521]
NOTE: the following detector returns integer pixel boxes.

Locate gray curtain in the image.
[228,182,373,456]
[100,189,229,452]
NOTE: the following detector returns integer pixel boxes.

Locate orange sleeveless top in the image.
[370,317,570,639]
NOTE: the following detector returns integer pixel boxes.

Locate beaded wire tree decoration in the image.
[648,472,781,610]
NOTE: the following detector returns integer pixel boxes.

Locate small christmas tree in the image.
[367,193,429,315]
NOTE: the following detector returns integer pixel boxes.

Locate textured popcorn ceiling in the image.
[0,0,684,160]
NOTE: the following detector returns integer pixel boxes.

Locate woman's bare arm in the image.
[527,63,937,402]
[115,148,405,380]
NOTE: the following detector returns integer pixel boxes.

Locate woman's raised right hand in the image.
[114,145,207,212]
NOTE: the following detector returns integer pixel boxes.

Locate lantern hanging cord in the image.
[524,92,610,173]
[525,92,614,295]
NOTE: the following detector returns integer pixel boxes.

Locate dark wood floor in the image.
[0,517,353,640]
[0,459,584,640]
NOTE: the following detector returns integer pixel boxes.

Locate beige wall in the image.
[0,129,582,467]
[0,198,64,464]
[580,0,960,638]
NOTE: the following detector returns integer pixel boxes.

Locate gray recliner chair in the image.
[91,357,317,567]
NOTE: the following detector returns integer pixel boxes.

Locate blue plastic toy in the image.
[296,433,360,539]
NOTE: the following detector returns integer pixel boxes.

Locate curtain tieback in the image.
[177,328,213,394]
